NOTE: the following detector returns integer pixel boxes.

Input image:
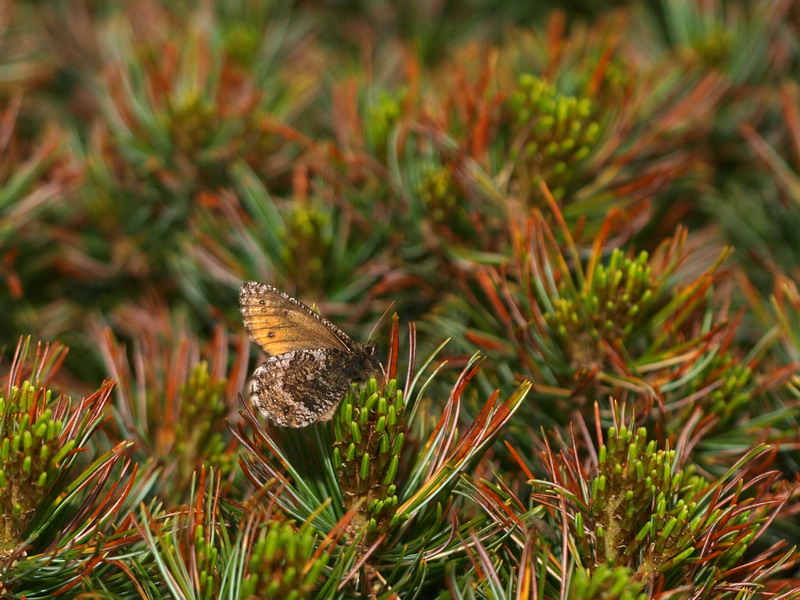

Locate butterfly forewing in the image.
[239,281,352,357]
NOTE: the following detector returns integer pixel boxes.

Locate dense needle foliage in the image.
[1,0,799,598]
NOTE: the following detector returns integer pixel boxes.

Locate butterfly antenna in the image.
[367,301,393,386]
[367,300,395,341]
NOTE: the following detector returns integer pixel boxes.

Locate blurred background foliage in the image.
[1,0,800,597]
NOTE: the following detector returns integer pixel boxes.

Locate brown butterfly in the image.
[239,281,381,427]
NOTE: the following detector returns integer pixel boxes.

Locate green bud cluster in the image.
[364,88,405,157]
[418,167,461,227]
[224,22,261,66]
[161,520,221,598]
[417,166,494,248]
[147,39,271,162]
[589,426,704,572]
[193,523,219,598]
[509,74,600,201]
[0,381,72,554]
[546,248,654,369]
[241,519,328,600]
[279,204,332,291]
[689,29,733,67]
[333,377,406,537]
[682,351,751,422]
[585,57,630,102]
[165,92,218,157]
[111,34,279,188]
[568,565,646,600]
[176,363,230,477]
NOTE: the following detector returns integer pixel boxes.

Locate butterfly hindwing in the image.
[249,348,356,427]
[239,281,352,357]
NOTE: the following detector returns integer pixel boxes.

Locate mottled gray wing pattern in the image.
[239,281,352,357]
[248,348,354,427]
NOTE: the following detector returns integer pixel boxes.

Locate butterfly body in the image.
[239,281,380,427]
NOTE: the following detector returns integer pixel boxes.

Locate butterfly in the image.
[239,281,381,427]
